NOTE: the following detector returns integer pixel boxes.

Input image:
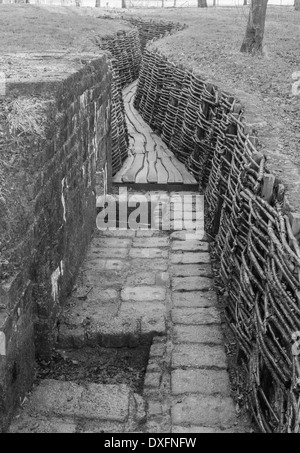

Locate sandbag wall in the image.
[134,45,300,433]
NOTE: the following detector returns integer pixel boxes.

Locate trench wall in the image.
[0,55,111,431]
[98,21,186,175]
[124,17,186,51]
[135,45,300,433]
[0,16,185,430]
[98,29,142,175]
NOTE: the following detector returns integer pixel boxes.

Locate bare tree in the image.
[198,0,208,7]
[295,0,300,11]
[240,0,269,55]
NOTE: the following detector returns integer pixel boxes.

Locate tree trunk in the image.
[198,0,208,7]
[295,0,300,11]
[244,0,248,5]
[240,0,268,55]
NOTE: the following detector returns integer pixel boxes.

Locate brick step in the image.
[9,380,145,433]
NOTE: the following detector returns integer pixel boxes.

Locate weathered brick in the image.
[170,253,210,264]
[141,312,166,337]
[170,264,212,278]
[172,291,217,307]
[155,272,170,286]
[172,220,204,232]
[172,344,227,369]
[100,229,136,237]
[147,402,163,417]
[133,237,169,248]
[172,276,213,292]
[135,230,155,237]
[32,380,130,422]
[10,416,77,434]
[126,272,156,286]
[130,248,168,259]
[172,307,221,325]
[119,301,165,317]
[83,259,126,272]
[170,230,207,241]
[121,286,166,302]
[150,343,166,357]
[90,247,128,259]
[91,238,132,248]
[171,241,209,252]
[130,259,168,272]
[172,426,244,434]
[144,373,161,388]
[172,369,231,395]
[171,395,237,429]
[173,325,223,345]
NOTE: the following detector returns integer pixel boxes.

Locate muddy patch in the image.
[36,345,150,395]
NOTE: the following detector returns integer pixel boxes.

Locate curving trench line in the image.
[8,76,251,433]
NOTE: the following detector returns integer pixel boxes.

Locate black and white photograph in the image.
[0,0,299,436]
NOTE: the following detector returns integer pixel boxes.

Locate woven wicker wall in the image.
[124,17,186,51]
[99,22,183,176]
[135,45,300,433]
[98,29,141,175]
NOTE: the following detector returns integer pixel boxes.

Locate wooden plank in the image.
[133,135,146,154]
[156,144,171,159]
[156,158,169,184]
[112,154,135,183]
[123,154,145,183]
[147,150,158,184]
[144,131,157,153]
[171,158,197,185]
[122,80,137,98]
[125,104,149,137]
[127,95,152,134]
[163,157,183,184]
[152,135,174,157]
[135,156,149,183]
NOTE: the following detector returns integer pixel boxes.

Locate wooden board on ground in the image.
[156,158,169,184]
[113,154,135,183]
[135,156,149,183]
[163,157,183,184]
[117,82,198,187]
[171,158,198,185]
[147,150,158,183]
[122,154,145,183]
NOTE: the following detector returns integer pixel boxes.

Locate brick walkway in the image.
[10,191,249,433]
[9,79,250,434]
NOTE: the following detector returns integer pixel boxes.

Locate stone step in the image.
[9,380,146,433]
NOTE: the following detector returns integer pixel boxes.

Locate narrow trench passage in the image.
[9,79,250,434]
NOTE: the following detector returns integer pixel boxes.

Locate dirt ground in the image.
[36,345,150,394]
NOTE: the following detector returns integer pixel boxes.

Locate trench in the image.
[4,15,300,434]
